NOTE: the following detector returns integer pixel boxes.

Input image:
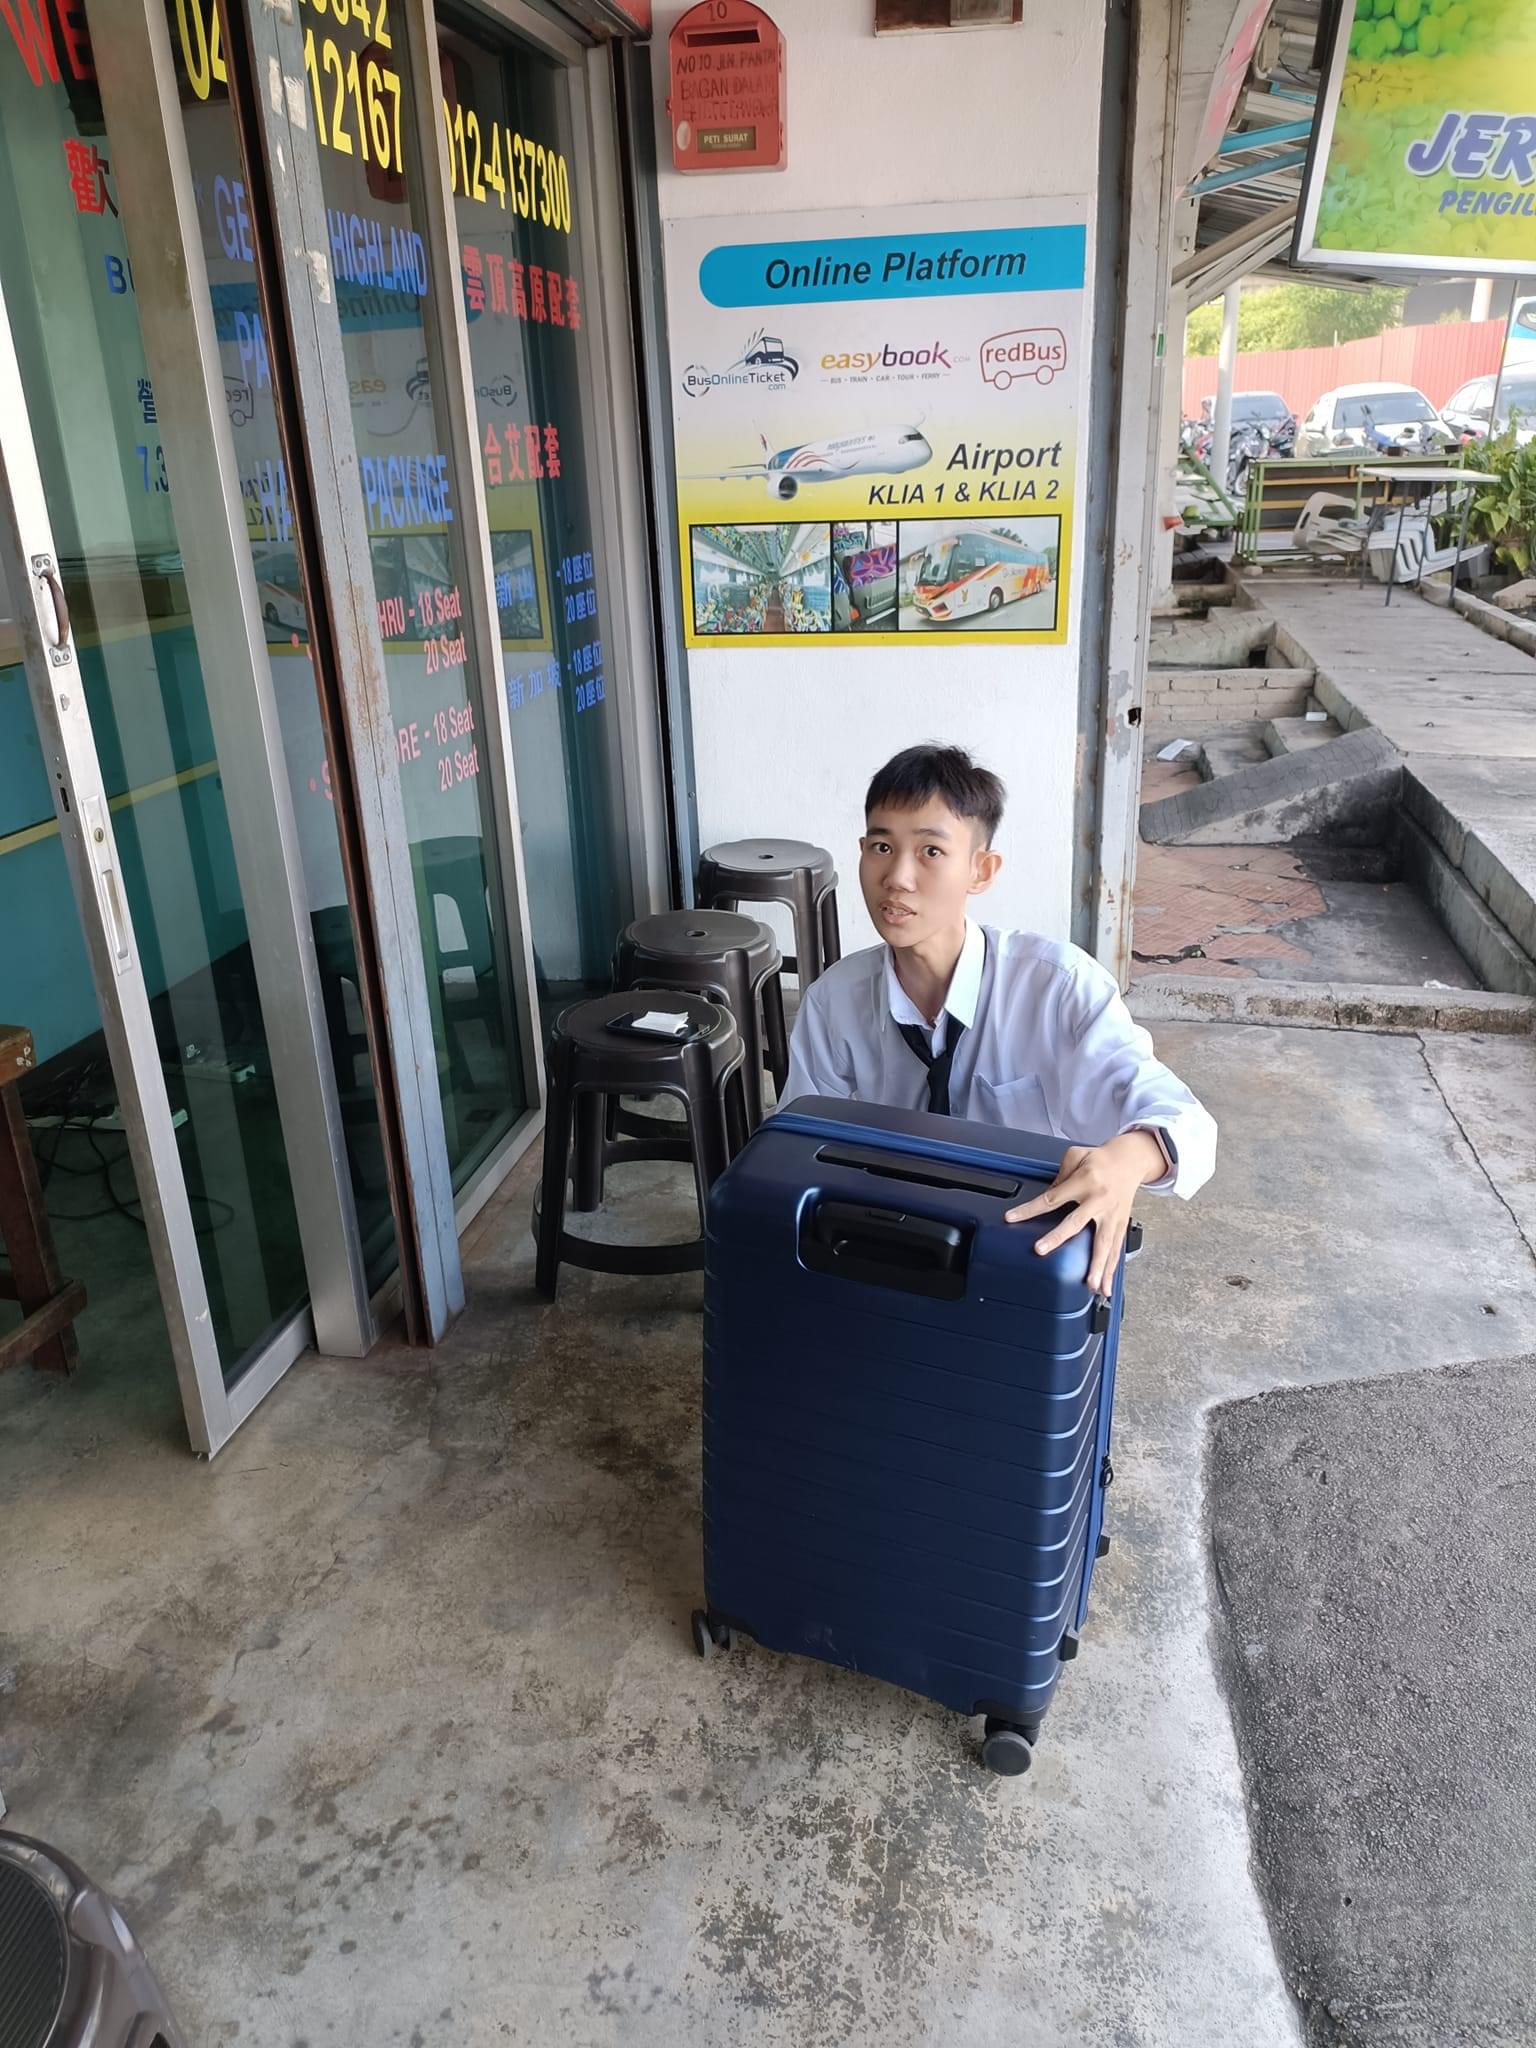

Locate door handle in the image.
[97,863,131,968]
[34,562,70,648]
[82,794,132,970]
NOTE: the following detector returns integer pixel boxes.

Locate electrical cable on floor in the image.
[26,1055,236,1237]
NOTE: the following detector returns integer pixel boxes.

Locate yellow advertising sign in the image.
[666,201,1086,648]
[1297,0,1536,273]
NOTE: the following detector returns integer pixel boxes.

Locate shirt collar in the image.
[883,919,985,1031]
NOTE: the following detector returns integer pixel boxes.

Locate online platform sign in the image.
[666,200,1087,648]
[1297,0,1536,273]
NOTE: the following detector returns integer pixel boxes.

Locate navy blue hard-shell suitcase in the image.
[693,1096,1134,1776]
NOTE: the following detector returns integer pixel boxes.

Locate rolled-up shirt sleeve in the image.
[1051,955,1217,1198]
[781,980,856,1106]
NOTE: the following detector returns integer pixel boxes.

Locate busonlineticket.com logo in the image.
[682,330,801,397]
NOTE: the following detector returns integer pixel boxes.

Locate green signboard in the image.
[1296,0,1536,275]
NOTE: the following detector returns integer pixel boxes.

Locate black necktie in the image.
[896,1016,966,1116]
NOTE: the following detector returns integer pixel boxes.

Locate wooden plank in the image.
[0,1279,87,1377]
[0,1025,36,1080]
[0,1061,80,1373]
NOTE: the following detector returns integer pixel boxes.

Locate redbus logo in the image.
[981,328,1067,390]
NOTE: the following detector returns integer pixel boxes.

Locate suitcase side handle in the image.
[801,1199,971,1302]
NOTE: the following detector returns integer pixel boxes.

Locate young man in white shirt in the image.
[782,744,1217,1293]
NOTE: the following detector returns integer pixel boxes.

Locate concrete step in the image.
[1198,733,1270,781]
[1263,714,1342,757]
[1148,613,1274,668]
[1152,583,1235,616]
[1399,813,1536,997]
[1400,761,1536,987]
[1140,726,1403,849]
[1233,581,1536,996]
[1131,976,1535,1036]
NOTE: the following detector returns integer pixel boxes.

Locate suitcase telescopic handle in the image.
[774,1105,1065,1185]
[801,1199,971,1302]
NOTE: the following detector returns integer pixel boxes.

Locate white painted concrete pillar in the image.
[1471,276,1494,323]
[1212,284,1240,486]
[1153,284,1189,598]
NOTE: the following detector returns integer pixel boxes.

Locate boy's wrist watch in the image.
[1128,1125,1175,1179]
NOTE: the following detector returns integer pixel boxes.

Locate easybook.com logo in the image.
[820,339,955,373]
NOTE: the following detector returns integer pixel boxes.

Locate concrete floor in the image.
[3,1020,1535,2047]
[1132,804,1477,990]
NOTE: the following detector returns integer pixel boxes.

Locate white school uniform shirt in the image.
[781,920,1216,1199]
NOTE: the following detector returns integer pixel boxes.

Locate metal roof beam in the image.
[1188,147,1308,195]
[1174,199,1300,302]
[1216,117,1312,153]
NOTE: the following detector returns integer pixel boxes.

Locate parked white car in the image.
[1441,370,1536,446]
[1295,382,1455,459]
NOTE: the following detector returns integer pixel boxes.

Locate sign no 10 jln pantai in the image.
[1296,0,1536,275]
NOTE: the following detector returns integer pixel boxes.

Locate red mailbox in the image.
[668,2,786,174]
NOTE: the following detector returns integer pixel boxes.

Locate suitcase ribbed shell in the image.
[702,1099,1124,1727]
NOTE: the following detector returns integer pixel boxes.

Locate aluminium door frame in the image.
[610,37,698,906]
[223,0,468,1342]
[575,36,673,918]
[381,0,669,1242]
[398,0,550,1141]
[0,270,231,1457]
[88,0,380,1384]
[459,0,675,926]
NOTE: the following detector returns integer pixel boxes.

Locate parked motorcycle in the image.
[1227,420,1274,497]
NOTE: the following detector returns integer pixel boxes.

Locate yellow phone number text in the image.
[172,0,572,232]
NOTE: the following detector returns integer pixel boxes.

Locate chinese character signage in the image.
[1296,0,1536,274]
[666,200,1086,648]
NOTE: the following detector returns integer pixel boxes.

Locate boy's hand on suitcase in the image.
[1004,1132,1165,1294]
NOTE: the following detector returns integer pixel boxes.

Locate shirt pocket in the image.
[974,1072,1055,1138]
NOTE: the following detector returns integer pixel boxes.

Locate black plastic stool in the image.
[534,992,748,1300]
[0,1829,188,2048]
[614,909,787,1126]
[696,838,841,988]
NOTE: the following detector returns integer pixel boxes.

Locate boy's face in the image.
[859,798,1002,949]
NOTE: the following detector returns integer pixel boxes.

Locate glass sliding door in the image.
[0,43,312,1393]
[160,7,402,1281]
[315,55,533,1188]
[175,0,533,1191]
[437,4,634,1026]
[0,548,179,1392]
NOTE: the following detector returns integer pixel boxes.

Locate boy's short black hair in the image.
[864,744,1007,847]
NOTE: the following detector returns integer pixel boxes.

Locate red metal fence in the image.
[1181,319,1505,422]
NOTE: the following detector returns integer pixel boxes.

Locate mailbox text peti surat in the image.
[170,0,573,230]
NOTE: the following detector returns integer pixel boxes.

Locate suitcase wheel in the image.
[691,1609,734,1659]
[980,1722,1034,1777]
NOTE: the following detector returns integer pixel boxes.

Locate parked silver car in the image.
[1441,370,1536,446]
